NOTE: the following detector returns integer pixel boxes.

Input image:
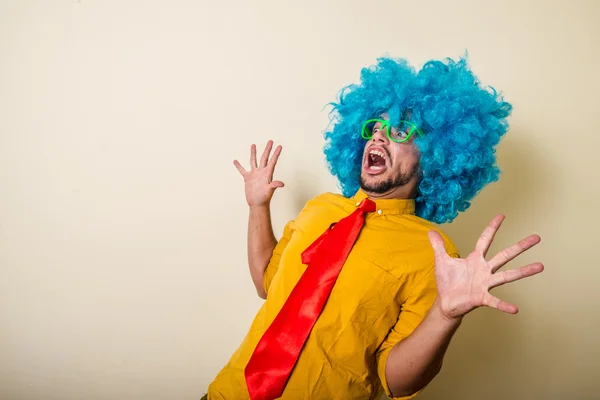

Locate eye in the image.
[390,127,409,140]
[365,121,378,134]
[373,122,388,135]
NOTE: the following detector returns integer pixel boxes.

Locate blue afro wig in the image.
[324,56,512,224]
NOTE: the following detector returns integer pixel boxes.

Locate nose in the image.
[371,125,389,144]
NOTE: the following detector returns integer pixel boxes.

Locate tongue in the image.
[370,154,385,166]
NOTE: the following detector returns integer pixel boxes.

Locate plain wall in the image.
[1,0,598,399]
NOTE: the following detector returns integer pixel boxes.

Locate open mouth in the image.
[364,148,388,175]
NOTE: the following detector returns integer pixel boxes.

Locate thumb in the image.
[428,230,449,260]
[270,180,285,189]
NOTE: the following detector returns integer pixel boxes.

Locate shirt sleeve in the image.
[375,264,437,399]
[262,220,295,294]
[375,251,460,399]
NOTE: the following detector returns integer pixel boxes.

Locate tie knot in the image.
[357,198,376,213]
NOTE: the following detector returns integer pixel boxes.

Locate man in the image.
[206,56,544,399]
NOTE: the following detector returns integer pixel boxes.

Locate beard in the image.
[360,165,419,194]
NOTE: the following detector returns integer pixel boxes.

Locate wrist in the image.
[249,204,270,211]
[430,298,463,329]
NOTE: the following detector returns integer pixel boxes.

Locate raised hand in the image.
[428,215,544,320]
[233,140,284,208]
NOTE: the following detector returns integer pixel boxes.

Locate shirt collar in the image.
[352,189,415,216]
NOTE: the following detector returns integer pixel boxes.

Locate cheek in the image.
[409,149,421,166]
[393,146,418,162]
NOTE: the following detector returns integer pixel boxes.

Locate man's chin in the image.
[360,174,393,194]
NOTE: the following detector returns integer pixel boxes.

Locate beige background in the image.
[0,0,598,399]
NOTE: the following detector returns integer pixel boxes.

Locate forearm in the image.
[385,299,462,397]
[247,205,277,298]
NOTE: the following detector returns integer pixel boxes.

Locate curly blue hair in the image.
[324,56,512,223]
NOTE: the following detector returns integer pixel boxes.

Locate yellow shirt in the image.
[208,191,458,400]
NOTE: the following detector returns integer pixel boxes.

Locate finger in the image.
[489,262,544,289]
[483,292,518,314]
[268,145,283,170]
[260,140,274,168]
[270,180,285,189]
[489,234,541,273]
[428,230,450,260]
[233,160,247,175]
[250,144,257,169]
[474,214,505,257]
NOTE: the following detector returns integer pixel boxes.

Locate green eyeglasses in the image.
[361,118,423,143]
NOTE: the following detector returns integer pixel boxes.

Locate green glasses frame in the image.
[361,118,424,143]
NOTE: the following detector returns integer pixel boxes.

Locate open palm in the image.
[233,140,284,207]
[428,215,544,319]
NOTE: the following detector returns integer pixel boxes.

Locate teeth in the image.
[369,149,385,159]
[371,165,383,170]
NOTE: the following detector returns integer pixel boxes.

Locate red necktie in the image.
[244,198,376,400]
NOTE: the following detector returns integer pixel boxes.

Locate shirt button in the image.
[377,210,383,215]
